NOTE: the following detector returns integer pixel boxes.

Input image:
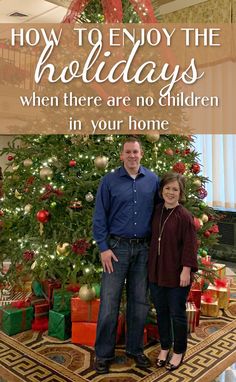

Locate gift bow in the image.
[214,278,227,288]
[202,292,214,303]
[63,0,157,23]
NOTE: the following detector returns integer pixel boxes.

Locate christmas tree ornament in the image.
[7,155,14,161]
[199,201,206,209]
[94,156,109,169]
[194,217,203,231]
[201,214,209,223]
[172,162,186,174]
[191,163,201,174]
[146,134,160,143]
[39,167,53,180]
[165,148,174,156]
[23,158,33,167]
[56,243,70,256]
[36,209,50,223]
[24,204,32,213]
[193,179,201,188]
[50,201,57,208]
[69,160,77,167]
[23,250,35,262]
[70,200,83,210]
[78,284,96,301]
[198,187,208,199]
[15,190,22,199]
[12,165,19,171]
[204,230,211,238]
[85,192,94,202]
[0,210,4,216]
[92,283,101,298]
[105,135,114,143]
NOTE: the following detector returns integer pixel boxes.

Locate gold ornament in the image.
[23,158,33,167]
[94,156,109,169]
[12,165,19,171]
[146,134,160,143]
[56,243,70,256]
[105,136,114,143]
[78,284,96,301]
[201,214,209,223]
[85,192,94,202]
[39,167,53,180]
[193,179,201,188]
[198,218,204,228]
[15,190,22,199]
[24,204,32,213]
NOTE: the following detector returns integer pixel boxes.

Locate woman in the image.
[148,172,198,371]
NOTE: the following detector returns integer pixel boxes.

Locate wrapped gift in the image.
[186,302,197,333]
[72,322,96,346]
[213,263,226,279]
[53,290,73,312]
[146,323,160,341]
[207,280,230,309]
[71,297,100,322]
[188,288,201,309]
[34,301,50,318]
[0,289,31,307]
[42,280,61,302]
[32,317,49,331]
[48,310,71,340]
[195,309,200,326]
[0,305,33,336]
[201,293,219,317]
[31,295,48,306]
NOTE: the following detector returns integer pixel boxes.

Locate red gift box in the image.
[188,289,201,309]
[72,322,96,346]
[32,317,49,331]
[34,301,50,318]
[42,280,61,302]
[186,302,197,333]
[71,297,100,322]
[146,323,160,341]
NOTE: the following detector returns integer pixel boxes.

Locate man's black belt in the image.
[110,235,149,244]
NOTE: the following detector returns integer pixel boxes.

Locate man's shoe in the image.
[126,353,151,368]
[94,359,110,374]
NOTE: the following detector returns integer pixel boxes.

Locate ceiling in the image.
[0,0,207,23]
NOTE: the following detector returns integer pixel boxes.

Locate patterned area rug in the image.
[1,284,236,382]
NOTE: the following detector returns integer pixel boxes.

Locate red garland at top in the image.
[63,0,157,23]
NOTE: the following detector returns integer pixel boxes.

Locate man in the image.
[93,136,160,374]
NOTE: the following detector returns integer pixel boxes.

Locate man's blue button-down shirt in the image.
[93,165,160,252]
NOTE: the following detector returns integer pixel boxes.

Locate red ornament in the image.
[184,148,191,155]
[69,160,77,167]
[7,155,14,161]
[36,209,51,223]
[203,230,211,238]
[172,162,186,174]
[194,217,201,231]
[165,148,174,156]
[191,163,201,174]
[198,187,208,199]
[209,224,219,234]
[63,0,157,23]
[0,210,4,216]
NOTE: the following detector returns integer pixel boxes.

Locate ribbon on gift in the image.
[63,0,157,23]
[202,291,214,303]
[11,300,30,308]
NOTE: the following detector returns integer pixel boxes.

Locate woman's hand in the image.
[180,266,191,287]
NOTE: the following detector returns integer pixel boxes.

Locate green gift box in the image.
[0,305,33,336]
[48,310,71,340]
[53,290,73,312]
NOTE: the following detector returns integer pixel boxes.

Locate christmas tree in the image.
[0,1,220,292]
[0,134,219,291]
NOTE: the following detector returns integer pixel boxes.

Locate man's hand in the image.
[100,249,118,273]
[180,266,191,287]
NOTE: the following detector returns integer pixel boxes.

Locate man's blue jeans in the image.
[95,237,149,360]
[149,283,190,354]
